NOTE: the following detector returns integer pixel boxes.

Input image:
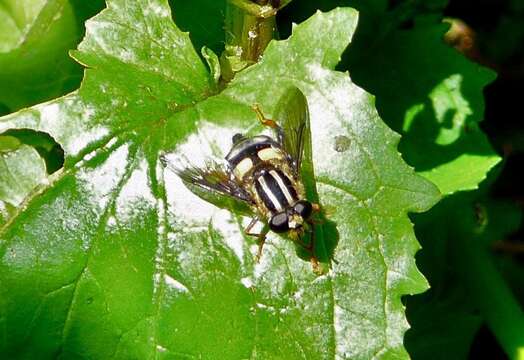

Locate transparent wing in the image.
[273,86,310,176]
[161,156,255,214]
[178,163,254,203]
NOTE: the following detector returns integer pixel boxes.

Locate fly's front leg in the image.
[306,224,320,274]
[308,203,324,225]
[252,104,285,145]
[292,225,320,272]
[244,216,259,235]
[254,227,270,263]
[244,217,270,263]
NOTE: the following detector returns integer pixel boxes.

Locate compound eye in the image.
[294,200,313,219]
[232,133,244,144]
[269,212,289,233]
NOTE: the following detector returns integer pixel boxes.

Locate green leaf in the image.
[406,194,524,359]
[282,1,500,196]
[0,145,47,206]
[279,2,507,357]
[0,0,105,112]
[344,13,500,196]
[0,3,439,358]
[0,143,47,226]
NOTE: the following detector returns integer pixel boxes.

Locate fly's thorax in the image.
[225,135,285,181]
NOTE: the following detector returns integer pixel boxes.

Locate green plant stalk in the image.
[455,230,524,359]
[221,0,278,81]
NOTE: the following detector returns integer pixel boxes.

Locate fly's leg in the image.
[292,224,320,273]
[306,221,321,273]
[308,206,323,272]
[254,227,270,263]
[244,217,269,263]
[244,216,259,235]
[252,104,285,145]
[308,203,325,225]
[252,104,278,128]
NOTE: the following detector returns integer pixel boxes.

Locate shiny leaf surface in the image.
[0,2,439,358]
[0,142,48,226]
[279,2,505,358]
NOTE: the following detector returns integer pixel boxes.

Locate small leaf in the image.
[0,3,439,359]
[201,46,221,85]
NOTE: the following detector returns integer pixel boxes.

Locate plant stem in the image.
[221,0,280,82]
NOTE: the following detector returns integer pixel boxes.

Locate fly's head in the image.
[268,200,313,235]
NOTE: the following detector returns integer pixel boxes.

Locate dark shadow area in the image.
[317,216,339,263]
[1,129,64,174]
[168,0,227,55]
[282,0,498,175]
[0,103,10,117]
[404,193,483,359]
[469,325,508,360]
[293,213,339,266]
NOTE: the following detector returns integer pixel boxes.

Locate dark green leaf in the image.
[168,0,226,55]
[406,191,523,359]
[344,11,500,195]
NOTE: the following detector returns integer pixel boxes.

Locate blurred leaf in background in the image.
[0,0,105,114]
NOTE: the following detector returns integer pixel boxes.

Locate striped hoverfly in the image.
[171,87,322,270]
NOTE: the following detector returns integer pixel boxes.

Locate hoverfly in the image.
[173,87,321,269]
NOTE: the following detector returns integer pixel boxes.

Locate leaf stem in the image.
[454,212,524,360]
[221,0,280,81]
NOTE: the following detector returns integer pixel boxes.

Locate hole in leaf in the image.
[0,129,64,174]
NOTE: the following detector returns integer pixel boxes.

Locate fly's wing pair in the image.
[169,86,310,211]
[273,86,311,179]
[161,158,254,215]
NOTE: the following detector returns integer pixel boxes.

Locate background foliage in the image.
[1,0,523,359]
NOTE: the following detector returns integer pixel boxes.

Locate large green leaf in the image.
[279,2,506,357]
[0,2,439,358]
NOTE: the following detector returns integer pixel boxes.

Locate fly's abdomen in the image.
[254,168,298,213]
